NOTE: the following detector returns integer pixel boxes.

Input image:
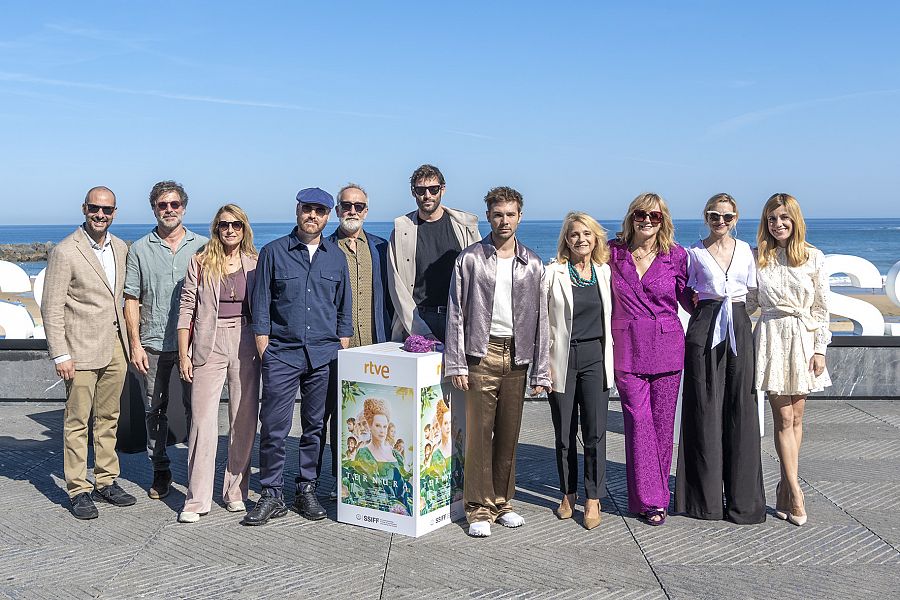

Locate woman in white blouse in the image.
[748,193,830,526]
[675,193,766,524]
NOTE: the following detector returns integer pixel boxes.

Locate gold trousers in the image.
[463,337,528,523]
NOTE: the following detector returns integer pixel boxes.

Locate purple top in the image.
[218,269,249,318]
[607,239,693,374]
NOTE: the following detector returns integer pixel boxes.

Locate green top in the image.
[124,227,207,351]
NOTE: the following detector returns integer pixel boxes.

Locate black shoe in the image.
[242,492,289,526]
[294,481,327,520]
[93,481,137,507]
[70,492,99,520]
[149,469,172,500]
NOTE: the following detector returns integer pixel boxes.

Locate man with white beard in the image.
[318,183,394,498]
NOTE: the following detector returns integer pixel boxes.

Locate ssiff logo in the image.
[363,361,391,379]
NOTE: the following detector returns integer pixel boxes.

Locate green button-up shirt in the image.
[124,227,208,352]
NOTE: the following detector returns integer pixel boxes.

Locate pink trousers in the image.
[183,317,259,513]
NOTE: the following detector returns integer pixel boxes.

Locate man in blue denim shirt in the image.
[245,187,352,525]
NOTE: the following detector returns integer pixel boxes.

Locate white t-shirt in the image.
[305,243,319,260]
[489,256,515,337]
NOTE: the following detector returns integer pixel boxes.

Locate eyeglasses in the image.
[85,203,115,216]
[217,220,244,232]
[706,211,737,223]
[631,210,663,225]
[156,200,183,211]
[339,201,368,213]
[413,185,442,197]
[300,203,329,216]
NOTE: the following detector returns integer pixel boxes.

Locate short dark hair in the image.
[84,186,116,204]
[410,164,445,188]
[484,186,523,211]
[149,180,188,206]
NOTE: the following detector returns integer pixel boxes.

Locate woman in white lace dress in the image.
[748,193,831,527]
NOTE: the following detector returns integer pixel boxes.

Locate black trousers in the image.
[548,338,609,499]
[316,359,339,480]
[420,307,447,343]
[675,300,766,524]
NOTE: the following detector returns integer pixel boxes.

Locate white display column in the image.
[337,342,465,537]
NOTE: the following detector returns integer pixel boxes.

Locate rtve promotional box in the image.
[336,342,465,537]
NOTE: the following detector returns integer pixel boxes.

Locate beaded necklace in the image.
[568,261,596,287]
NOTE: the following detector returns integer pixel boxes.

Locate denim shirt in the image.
[444,235,551,388]
[251,227,353,369]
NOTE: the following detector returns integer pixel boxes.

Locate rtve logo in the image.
[364,361,391,379]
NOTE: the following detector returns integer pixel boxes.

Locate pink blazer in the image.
[608,240,693,374]
[177,253,258,367]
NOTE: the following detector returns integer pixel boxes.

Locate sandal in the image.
[639,508,667,526]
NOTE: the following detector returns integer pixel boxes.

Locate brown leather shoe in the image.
[148,470,172,500]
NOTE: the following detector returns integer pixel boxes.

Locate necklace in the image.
[568,261,596,287]
[630,246,657,261]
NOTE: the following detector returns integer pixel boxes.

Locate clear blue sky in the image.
[2,2,899,225]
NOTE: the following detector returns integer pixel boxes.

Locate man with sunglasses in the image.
[387,164,480,342]
[246,187,352,525]
[42,186,137,519]
[316,183,393,499]
[124,180,208,500]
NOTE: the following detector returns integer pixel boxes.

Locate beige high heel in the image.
[583,499,601,530]
[555,494,575,520]
[774,481,789,521]
[788,489,807,526]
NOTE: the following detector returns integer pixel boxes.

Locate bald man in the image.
[42,187,137,519]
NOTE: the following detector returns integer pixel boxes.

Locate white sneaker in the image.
[468,521,491,537]
[497,511,525,528]
[178,511,200,523]
[225,501,246,513]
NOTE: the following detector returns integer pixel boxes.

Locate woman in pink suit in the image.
[608,193,693,526]
[176,204,259,523]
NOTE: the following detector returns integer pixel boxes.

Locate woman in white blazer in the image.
[545,212,614,530]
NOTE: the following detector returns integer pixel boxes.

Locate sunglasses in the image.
[300,203,329,216]
[631,210,663,225]
[85,203,115,216]
[339,201,367,213]
[156,200,183,211]
[217,220,244,232]
[413,185,442,197]
[706,211,737,223]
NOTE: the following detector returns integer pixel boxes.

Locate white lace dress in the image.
[747,247,832,395]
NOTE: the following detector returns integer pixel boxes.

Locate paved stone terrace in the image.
[1,399,899,599]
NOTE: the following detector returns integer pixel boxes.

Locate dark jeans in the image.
[316,359,339,480]
[144,349,192,472]
[259,348,330,497]
[419,307,447,343]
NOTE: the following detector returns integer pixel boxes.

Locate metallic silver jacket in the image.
[444,235,552,388]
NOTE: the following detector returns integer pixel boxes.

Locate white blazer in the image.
[544,260,614,394]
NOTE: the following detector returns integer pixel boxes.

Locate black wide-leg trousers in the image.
[675,300,766,524]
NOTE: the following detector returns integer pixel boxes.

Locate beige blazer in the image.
[177,253,257,367]
[544,260,614,394]
[386,206,480,341]
[41,227,130,369]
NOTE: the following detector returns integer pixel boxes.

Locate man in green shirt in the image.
[124,180,208,500]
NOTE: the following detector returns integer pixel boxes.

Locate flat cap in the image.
[296,187,334,209]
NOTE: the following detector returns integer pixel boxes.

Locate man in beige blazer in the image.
[41,186,136,520]
[387,164,480,342]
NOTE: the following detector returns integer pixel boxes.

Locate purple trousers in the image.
[615,369,681,514]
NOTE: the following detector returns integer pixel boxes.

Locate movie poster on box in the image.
[341,381,415,517]
[419,384,451,515]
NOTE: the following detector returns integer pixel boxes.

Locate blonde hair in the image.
[756,193,811,269]
[703,193,739,220]
[556,212,610,265]
[619,193,676,254]
[363,397,390,425]
[199,204,257,286]
[435,398,449,424]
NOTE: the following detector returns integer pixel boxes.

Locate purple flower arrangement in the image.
[402,335,442,353]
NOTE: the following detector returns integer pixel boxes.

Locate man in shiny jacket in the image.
[445,186,551,538]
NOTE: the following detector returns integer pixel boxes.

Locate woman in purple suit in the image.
[608,193,693,526]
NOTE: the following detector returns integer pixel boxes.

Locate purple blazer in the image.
[608,239,693,374]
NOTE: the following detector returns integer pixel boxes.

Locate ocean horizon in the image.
[2,218,899,280]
